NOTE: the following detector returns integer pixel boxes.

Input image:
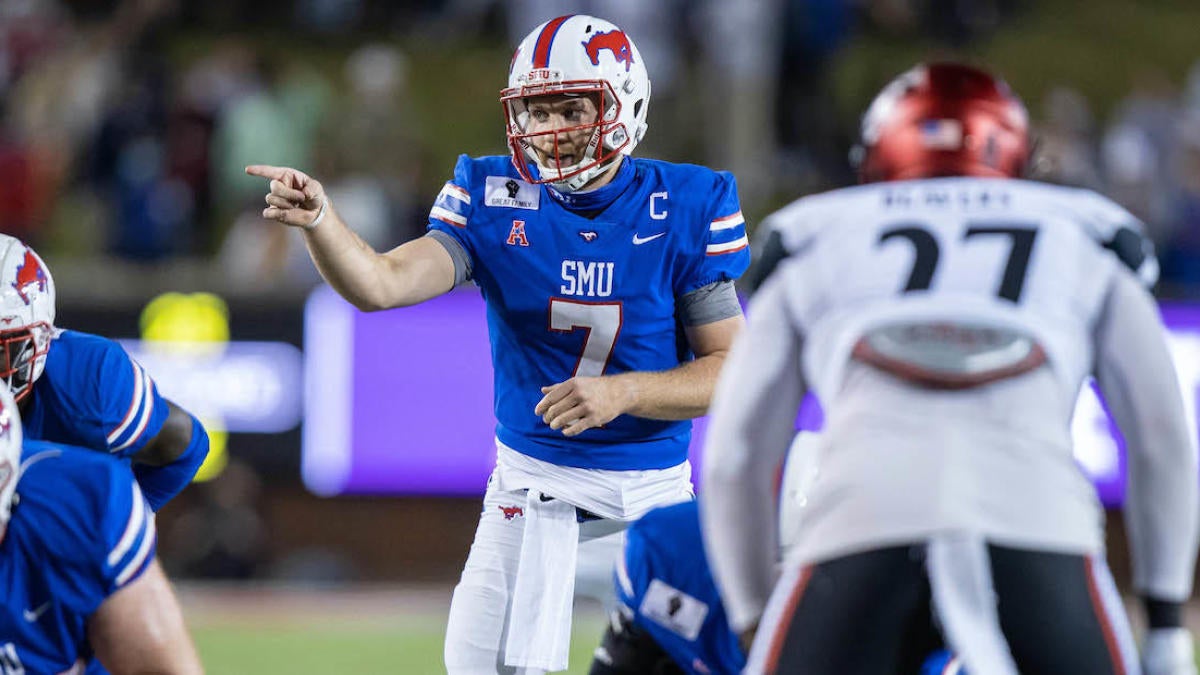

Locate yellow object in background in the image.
[140,292,232,482]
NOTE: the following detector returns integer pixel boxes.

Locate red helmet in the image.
[857,62,1029,183]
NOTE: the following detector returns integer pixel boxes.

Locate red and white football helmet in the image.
[502,14,651,192]
[0,384,22,531]
[0,235,55,403]
[857,62,1030,183]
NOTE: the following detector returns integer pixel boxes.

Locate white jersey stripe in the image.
[112,368,154,452]
[706,236,749,256]
[431,206,468,227]
[615,551,635,599]
[108,482,147,567]
[115,512,156,587]
[440,183,471,204]
[710,212,745,231]
[105,361,145,446]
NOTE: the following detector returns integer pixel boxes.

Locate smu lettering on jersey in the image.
[428,155,749,470]
[22,330,168,460]
[0,441,156,674]
[615,501,745,674]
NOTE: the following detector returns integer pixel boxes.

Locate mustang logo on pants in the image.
[498,505,525,521]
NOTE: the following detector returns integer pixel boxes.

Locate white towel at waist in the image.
[493,440,694,521]
[504,489,578,671]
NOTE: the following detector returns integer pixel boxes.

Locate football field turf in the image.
[182,583,1200,673]
[183,584,606,674]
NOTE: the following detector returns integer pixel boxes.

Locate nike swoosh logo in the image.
[24,601,51,622]
[632,232,666,245]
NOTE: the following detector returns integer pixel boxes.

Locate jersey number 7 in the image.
[549,299,624,377]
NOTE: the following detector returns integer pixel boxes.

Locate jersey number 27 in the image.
[880,223,1039,302]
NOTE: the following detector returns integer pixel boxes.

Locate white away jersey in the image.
[707,177,1195,588]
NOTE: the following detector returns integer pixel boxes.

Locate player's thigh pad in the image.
[445,484,531,674]
[985,544,1137,675]
[747,545,942,675]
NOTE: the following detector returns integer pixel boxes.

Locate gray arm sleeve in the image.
[678,280,743,326]
[1094,270,1199,601]
[425,230,473,286]
[700,273,807,631]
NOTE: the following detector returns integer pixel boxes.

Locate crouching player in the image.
[590,434,822,674]
[0,385,202,674]
[0,235,209,511]
[591,433,975,675]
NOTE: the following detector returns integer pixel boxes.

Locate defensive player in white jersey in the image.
[701,62,1199,675]
[248,14,749,674]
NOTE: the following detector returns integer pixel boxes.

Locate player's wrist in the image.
[302,197,328,231]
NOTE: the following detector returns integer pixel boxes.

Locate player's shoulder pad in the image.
[744,187,856,293]
[42,329,132,388]
[14,441,130,562]
[1018,180,1157,282]
[628,501,702,558]
[453,154,517,187]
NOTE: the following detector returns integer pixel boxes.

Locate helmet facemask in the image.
[502,81,630,192]
[0,322,50,404]
[0,384,21,533]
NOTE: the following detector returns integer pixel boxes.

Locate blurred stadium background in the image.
[5,0,1200,672]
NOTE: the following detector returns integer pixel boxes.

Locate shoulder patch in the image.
[638,578,709,641]
[485,176,540,210]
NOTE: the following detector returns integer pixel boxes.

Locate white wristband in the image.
[303,198,327,231]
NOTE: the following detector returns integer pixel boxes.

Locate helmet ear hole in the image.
[633,99,643,118]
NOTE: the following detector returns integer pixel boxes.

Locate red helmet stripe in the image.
[532,15,572,69]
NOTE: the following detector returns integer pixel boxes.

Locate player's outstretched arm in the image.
[1093,270,1200,675]
[89,559,203,675]
[246,164,456,310]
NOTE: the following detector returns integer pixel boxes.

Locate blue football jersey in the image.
[428,155,750,470]
[0,440,156,674]
[615,500,745,674]
[23,330,168,461]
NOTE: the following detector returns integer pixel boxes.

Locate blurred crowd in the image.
[2,0,1200,309]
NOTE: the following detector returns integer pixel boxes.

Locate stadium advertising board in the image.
[302,285,1200,505]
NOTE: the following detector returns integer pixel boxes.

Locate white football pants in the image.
[444,483,626,675]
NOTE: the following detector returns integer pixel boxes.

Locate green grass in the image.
[192,616,606,674]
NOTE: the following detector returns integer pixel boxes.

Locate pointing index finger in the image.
[245,165,288,181]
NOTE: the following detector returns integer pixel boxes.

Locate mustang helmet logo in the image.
[12,249,46,306]
[582,30,634,72]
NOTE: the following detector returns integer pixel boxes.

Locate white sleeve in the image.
[700,271,807,632]
[1093,270,1199,601]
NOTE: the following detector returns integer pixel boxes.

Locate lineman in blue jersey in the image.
[0,385,202,674]
[0,235,210,511]
[248,13,749,674]
[592,500,746,675]
[591,433,970,675]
